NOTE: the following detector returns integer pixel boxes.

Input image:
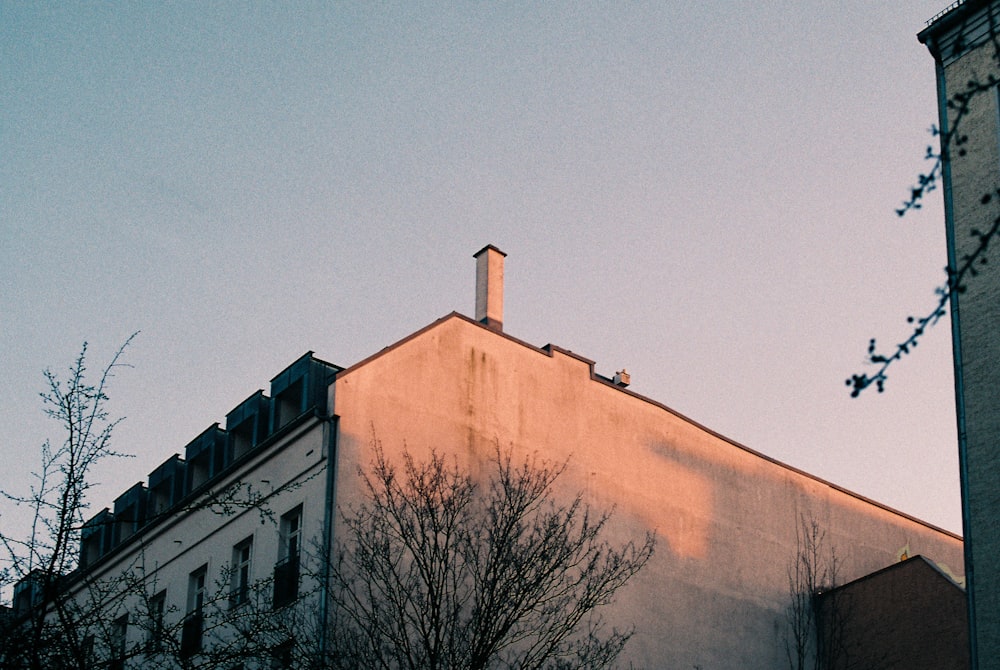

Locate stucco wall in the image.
[332,314,964,669]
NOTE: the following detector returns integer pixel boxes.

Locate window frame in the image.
[231,536,254,607]
[279,506,303,564]
[147,590,166,654]
[188,564,207,615]
[109,613,128,670]
[273,506,304,609]
[181,565,208,658]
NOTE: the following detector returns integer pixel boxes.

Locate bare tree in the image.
[122,557,325,670]
[326,441,655,670]
[785,515,844,670]
[0,335,137,670]
[0,338,310,670]
[785,514,903,670]
[2,346,651,669]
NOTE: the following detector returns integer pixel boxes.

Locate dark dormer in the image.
[12,570,46,617]
[184,424,227,494]
[112,482,148,546]
[226,391,271,462]
[148,454,186,518]
[80,508,114,568]
[269,352,340,431]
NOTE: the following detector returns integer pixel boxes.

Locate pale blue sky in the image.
[1,2,962,538]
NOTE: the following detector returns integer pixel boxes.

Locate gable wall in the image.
[333,315,964,668]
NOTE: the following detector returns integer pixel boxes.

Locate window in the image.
[270,639,294,669]
[188,565,207,614]
[280,506,302,563]
[229,420,256,461]
[273,378,304,430]
[80,514,109,568]
[231,537,253,607]
[273,507,302,609]
[147,590,166,653]
[109,614,127,670]
[12,572,42,616]
[81,635,95,664]
[181,565,207,658]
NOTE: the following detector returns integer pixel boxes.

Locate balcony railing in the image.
[230,581,250,608]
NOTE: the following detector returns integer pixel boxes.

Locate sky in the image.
[0,1,964,547]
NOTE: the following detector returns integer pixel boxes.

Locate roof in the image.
[337,311,963,542]
[819,555,966,596]
[918,0,1000,63]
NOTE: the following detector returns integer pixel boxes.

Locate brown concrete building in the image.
[816,556,969,669]
[919,3,1000,667]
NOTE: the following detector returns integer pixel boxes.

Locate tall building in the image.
[920,2,1000,667]
[4,247,965,668]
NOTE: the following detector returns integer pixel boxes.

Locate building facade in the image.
[815,555,969,670]
[5,247,965,668]
[5,353,342,668]
[919,2,1000,667]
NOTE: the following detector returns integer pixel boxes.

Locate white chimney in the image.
[474,244,506,331]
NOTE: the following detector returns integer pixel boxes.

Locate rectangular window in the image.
[109,614,127,670]
[147,590,166,653]
[280,506,302,563]
[270,639,294,669]
[273,507,302,609]
[181,565,207,658]
[231,537,253,606]
[81,635,95,664]
[188,565,207,614]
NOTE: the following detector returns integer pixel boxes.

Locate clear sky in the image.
[1,1,963,541]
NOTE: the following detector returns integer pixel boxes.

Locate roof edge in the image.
[335,313,963,543]
[819,554,966,596]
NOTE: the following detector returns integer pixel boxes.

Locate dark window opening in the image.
[187,454,211,491]
[272,556,300,609]
[273,379,305,430]
[180,611,203,660]
[270,639,295,669]
[230,420,256,461]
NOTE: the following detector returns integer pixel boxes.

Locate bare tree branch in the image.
[848,10,1000,396]
[326,440,654,670]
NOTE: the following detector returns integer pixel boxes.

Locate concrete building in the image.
[919,2,1000,667]
[52,352,341,667]
[815,555,969,670]
[6,247,965,668]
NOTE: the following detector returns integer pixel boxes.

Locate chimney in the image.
[474,244,506,331]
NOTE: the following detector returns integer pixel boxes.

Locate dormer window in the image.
[226,391,270,462]
[184,425,226,494]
